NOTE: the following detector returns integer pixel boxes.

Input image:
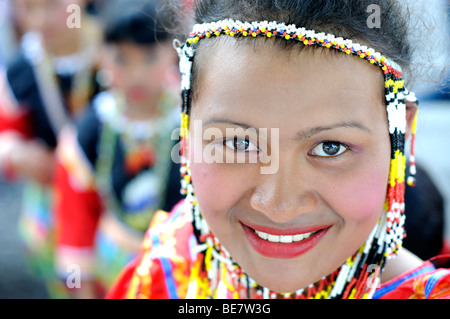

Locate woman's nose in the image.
[249,164,318,223]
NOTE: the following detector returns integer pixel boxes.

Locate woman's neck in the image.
[123,94,162,121]
[45,29,81,57]
[381,248,423,283]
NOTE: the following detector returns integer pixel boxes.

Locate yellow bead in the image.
[303,39,309,45]
[193,37,199,43]
[243,31,248,36]
[285,34,290,40]
[252,32,257,37]
[261,27,266,32]
[215,31,220,36]
[206,33,211,38]
[266,32,272,38]
[230,32,235,36]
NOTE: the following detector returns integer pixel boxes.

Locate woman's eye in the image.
[310,141,348,157]
[224,137,258,152]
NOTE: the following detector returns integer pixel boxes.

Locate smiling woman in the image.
[106,0,450,299]
[187,42,392,293]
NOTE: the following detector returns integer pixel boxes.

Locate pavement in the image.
[0,180,49,299]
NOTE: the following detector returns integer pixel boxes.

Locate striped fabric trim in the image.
[373,264,435,299]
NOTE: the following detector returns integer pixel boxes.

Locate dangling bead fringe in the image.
[407,109,418,187]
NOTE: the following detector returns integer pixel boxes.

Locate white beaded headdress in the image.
[175,19,417,299]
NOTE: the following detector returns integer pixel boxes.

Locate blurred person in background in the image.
[53,0,183,298]
[0,0,20,68]
[0,0,102,298]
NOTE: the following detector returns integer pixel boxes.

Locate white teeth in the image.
[280,235,292,243]
[255,230,316,243]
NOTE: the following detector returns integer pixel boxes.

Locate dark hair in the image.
[103,0,171,45]
[192,0,412,67]
[167,0,414,97]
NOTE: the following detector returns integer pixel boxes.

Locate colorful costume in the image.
[107,201,450,299]
[54,90,183,295]
[0,23,100,298]
[107,17,448,299]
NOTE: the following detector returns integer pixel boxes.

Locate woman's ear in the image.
[405,100,418,141]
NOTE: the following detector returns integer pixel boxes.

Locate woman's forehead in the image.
[193,37,385,116]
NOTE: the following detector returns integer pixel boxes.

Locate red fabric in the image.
[377,255,450,299]
[0,104,32,139]
[440,240,450,256]
[54,160,102,248]
[106,254,177,299]
[106,255,141,299]
[105,205,191,299]
[0,102,32,179]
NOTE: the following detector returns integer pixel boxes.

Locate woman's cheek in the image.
[325,163,389,223]
[190,162,241,214]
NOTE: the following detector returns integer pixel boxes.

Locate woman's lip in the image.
[241,222,331,259]
[241,221,330,236]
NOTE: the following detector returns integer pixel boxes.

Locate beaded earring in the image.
[405,91,419,187]
[175,19,413,299]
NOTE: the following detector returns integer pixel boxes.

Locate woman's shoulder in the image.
[374,253,450,299]
[141,199,196,262]
[106,200,196,299]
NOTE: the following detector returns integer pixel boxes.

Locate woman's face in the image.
[102,42,176,105]
[13,0,84,40]
[188,39,391,293]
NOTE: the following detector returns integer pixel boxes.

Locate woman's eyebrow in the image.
[201,119,370,139]
[295,121,371,140]
[202,118,254,129]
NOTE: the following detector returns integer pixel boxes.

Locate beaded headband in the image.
[175,19,416,299]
